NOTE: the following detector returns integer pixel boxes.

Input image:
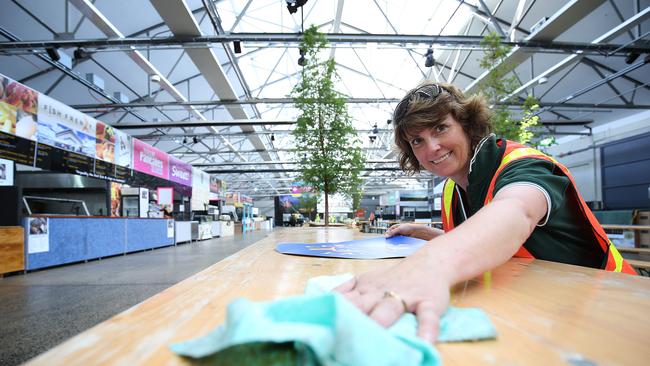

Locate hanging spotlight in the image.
[193,136,199,144]
[182,137,188,144]
[46,47,61,62]
[625,52,640,64]
[297,49,307,67]
[386,119,392,125]
[424,47,435,68]
[369,135,377,143]
[372,123,379,134]
[73,47,91,61]
[233,40,242,54]
[271,134,276,141]
[286,0,308,15]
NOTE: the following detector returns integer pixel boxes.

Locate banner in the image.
[210,175,226,197]
[1,74,39,140]
[191,167,210,211]
[113,128,132,169]
[133,138,169,179]
[169,156,192,186]
[37,94,96,157]
[95,120,115,163]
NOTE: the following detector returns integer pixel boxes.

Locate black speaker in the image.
[46,47,60,61]
[233,41,242,54]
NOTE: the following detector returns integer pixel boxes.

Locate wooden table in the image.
[27,227,650,365]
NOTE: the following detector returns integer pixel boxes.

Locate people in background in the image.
[335,82,636,344]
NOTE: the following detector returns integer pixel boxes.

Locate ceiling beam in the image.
[465,0,607,94]
[150,0,272,162]
[503,6,650,100]
[2,33,646,55]
[72,98,650,110]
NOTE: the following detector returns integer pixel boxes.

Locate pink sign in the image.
[133,139,169,179]
[169,156,192,186]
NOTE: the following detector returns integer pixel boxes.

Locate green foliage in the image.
[476,32,540,144]
[291,25,365,224]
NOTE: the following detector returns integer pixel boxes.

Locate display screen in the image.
[0,131,36,166]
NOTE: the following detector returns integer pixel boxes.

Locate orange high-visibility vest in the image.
[442,139,636,275]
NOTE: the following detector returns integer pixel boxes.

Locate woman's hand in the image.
[385,223,443,241]
[334,255,451,343]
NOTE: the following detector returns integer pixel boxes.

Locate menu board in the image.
[35,143,94,176]
[114,164,132,182]
[94,159,125,183]
[34,142,63,170]
[0,131,36,165]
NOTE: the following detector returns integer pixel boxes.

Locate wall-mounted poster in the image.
[0,157,15,186]
[0,75,39,140]
[37,94,96,157]
[27,217,49,253]
[113,128,132,168]
[95,120,115,163]
[169,156,192,187]
[133,138,168,180]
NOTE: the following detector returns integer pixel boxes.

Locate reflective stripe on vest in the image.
[484,142,635,275]
[442,179,456,232]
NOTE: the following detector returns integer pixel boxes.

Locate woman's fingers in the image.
[415,300,442,343]
[333,276,357,293]
[368,293,406,327]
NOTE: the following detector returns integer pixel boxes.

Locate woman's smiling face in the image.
[407,114,472,183]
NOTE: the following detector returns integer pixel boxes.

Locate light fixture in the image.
[424,47,435,68]
[386,119,392,125]
[369,135,377,143]
[182,137,188,144]
[149,74,161,83]
[270,134,276,141]
[286,0,308,14]
[538,76,548,85]
[297,49,307,67]
[625,52,640,64]
[73,47,91,62]
[372,123,379,134]
[46,47,60,61]
[233,40,242,54]
[192,136,199,144]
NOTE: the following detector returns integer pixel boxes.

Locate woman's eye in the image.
[410,138,422,146]
[434,124,448,133]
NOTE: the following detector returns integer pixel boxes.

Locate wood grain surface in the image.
[0,226,24,275]
[25,227,650,365]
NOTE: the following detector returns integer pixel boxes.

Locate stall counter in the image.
[23,216,175,270]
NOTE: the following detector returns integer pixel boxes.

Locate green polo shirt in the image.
[451,135,605,269]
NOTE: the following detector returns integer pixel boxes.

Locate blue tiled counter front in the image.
[24,217,174,270]
[126,219,174,252]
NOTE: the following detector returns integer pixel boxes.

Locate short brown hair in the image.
[393,82,493,173]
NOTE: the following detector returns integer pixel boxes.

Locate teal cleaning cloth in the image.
[170,274,497,365]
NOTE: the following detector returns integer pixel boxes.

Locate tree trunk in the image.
[324,185,329,227]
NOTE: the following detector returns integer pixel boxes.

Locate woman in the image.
[335,82,635,343]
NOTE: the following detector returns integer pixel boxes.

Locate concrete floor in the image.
[0,231,268,366]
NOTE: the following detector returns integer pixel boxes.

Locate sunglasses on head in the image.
[393,84,446,124]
